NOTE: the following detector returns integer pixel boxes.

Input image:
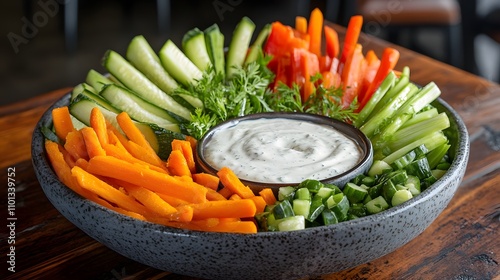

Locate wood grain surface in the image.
[1,24,499,280]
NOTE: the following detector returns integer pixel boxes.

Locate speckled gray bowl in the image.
[32,93,469,280]
[196,112,373,193]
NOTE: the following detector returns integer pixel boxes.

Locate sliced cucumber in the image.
[71,83,97,101]
[204,24,225,78]
[126,35,179,93]
[69,94,184,159]
[182,28,212,72]
[159,40,203,87]
[226,16,256,79]
[100,84,180,132]
[245,23,271,65]
[126,35,202,111]
[102,50,192,121]
[85,69,112,92]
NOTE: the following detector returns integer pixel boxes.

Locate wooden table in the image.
[1,25,499,280]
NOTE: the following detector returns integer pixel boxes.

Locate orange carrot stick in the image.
[52,106,75,141]
[205,188,227,201]
[81,127,107,158]
[295,16,308,34]
[103,143,168,174]
[64,130,89,161]
[193,172,220,191]
[156,192,190,206]
[124,140,168,171]
[45,140,87,196]
[71,165,149,216]
[171,139,196,173]
[217,167,255,199]
[190,199,257,220]
[89,107,109,146]
[259,188,277,205]
[86,155,207,204]
[166,150,192,177]
[116,112,155,153]
[308,8,324,57]
[338,15,363,74]
[123,183,178,217]
[250,196,267,214]
[147,205,194,223]
[218,186,234,199]
[324,25,339,58]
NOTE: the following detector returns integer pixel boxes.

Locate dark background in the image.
[1,0,499,107]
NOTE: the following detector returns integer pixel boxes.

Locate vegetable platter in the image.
[32,7,469,279]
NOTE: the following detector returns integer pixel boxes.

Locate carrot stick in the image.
[229,193,242,200]
[52,106,75,141]
[81,127,107,158]
[64,130,89,161]
[89,107,109,146]
[71,165,150,216]
[308,8,323,57]
[295,16,308,34]
[147,205,193,223]
[156,192,191,206]
[45,140,87,196]
[341,44,365,107]
[86,155,207,203]
[166,149,192,177]
[116,112,155,153]
[124,140,168,171]
[205,188,227,201]
[217,186,234,199]
[217,167,255,199]
[324,25,339,58]
[360,47,400,109]
[196,220,257,234]
[259,188,277,205]
[338,15,363,74]
[193,173,220,191]
[171,139,196,173]
[125,184,178,217]
[103,143,168,174]
[250,196,267,214]
[190,199,257,220]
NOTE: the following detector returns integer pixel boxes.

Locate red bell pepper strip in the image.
[359,47,400,109]
[341,44,366,107]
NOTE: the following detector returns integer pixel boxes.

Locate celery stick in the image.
[383,131,448,164]
[354,71,397,128]
[360,82,418,138]
[369,66,410,118]
[400,107,439,129]
[386,112,450,152]
[376,82,441,142]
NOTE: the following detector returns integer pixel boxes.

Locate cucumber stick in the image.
[102,50,192,121]
[69,94,184,159]
[245,23,271,65]
[126,35,179,94]
[226,16,256,79]
[85,69,112,92]
[204,24,225,78]
[100,84,180,132]
[182,28,212,71]
[159,40,203,87]
[126,35,202,110]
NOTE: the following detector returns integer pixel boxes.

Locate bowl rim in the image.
[195,111,373,188]
[32,92,470,237]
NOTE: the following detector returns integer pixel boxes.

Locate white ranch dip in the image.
[202,117,362,183]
